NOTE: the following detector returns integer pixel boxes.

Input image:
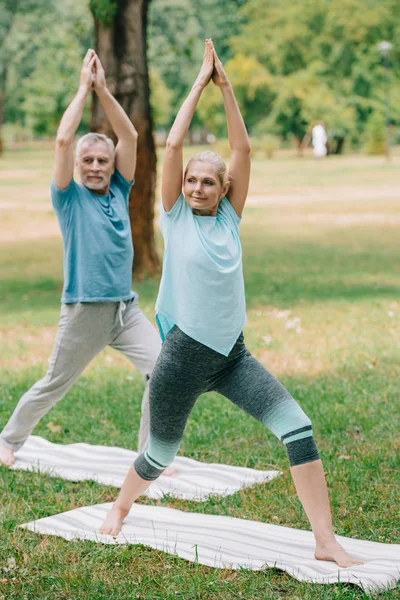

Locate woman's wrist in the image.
[192,80,206,92]
[77,85,91,98]
[218,80,232,91]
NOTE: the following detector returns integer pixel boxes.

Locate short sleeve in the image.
[219,197,242,229]
[112,169,134,204]
[51,179,78,211]
[159,194,185,235]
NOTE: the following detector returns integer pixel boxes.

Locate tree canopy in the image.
[2,0,399,147]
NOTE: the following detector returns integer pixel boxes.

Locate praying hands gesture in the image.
[193,39,215,89]
[79,49,97,94]
[78,49,107,95]
[193,39,231,90]
[211,42,230,88]
[92,55,107,93]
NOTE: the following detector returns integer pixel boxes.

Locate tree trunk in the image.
[91,0,160,279]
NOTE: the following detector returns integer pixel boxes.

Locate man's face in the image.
[76,141,114,194]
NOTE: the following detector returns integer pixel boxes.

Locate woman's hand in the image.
[211,44,230,88]
[193,39,214,89]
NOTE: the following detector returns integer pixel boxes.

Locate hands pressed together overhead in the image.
[80,39,228,96]
[79,48,107,94]
[195,38,230,90]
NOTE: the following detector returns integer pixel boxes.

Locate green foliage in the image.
[3,0,400,146]
[89,0,117,26]
[198,54,274,136]
[228,0,400,144]
[4,0,93,136]
[250,135,280,159]
[364,112,386,155]
[149,68,174,129]
[148,0,246,125]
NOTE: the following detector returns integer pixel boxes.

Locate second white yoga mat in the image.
[20,503,400,593]
[13,436,280,501]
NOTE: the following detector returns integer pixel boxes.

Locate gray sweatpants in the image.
[0,298,161,453]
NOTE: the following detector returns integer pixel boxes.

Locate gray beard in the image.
[84,179,107,191]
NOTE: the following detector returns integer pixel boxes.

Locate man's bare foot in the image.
[315,539,363,568]
[163,466,178,477]
[99,504,129,536]
[0,445,15,467]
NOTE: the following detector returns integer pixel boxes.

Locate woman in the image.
[100,40,361,568]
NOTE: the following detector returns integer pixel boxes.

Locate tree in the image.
[229,0,400,146]
[91,0,160,278]
[147,0,246,126]
[0,0,23,154]
[2,0,92,145]
[198,54,273,136]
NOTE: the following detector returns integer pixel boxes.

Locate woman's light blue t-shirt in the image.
[155,194,246,356]
[51,170,136,303]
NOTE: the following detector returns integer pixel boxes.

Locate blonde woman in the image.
[100,41,361,569]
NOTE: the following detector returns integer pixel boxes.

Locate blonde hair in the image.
[76,133,115,158]
[184,151,229,187]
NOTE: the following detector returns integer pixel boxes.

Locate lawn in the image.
[0,145,399,599]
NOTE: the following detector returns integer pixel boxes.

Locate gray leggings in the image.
[134,326,319,480]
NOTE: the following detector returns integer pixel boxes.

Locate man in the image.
[0,49,161,466]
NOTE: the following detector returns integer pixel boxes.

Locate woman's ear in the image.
[220,181,230,199]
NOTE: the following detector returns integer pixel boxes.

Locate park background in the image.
[1,1,400,598]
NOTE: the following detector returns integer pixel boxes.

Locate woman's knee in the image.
[263,399,320,466]
[134,437,180,481]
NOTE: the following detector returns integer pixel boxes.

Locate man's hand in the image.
[92,55,107,93]
[79,49,96,94]
[211,43,230,89]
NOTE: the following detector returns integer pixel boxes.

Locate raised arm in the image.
[162,39,214,211]
[211,44,251,217]
[54,49,96,190]
[92,56,138,182]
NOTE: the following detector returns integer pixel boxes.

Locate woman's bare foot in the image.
[99,504,129,536]
[315,539,363,567]
[0,445,15,467]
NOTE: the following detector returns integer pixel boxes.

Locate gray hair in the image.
[76,133,115,158]
[184,151,229,187]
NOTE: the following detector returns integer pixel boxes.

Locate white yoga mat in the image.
[20,503,400,593]
[12,436,280,501]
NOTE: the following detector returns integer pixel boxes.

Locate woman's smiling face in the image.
[183,161,226,216]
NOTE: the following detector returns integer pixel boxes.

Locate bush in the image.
[211,139,231,159]
[2,123,33,144]
[364,113,386,155]
[250,135,280,159]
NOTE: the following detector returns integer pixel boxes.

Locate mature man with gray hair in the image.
[0,49,161,466]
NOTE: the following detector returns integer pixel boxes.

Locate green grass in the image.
[0,146,399,599]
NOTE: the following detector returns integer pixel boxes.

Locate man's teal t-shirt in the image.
[155,194,247,356]
[51,170,136,303]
